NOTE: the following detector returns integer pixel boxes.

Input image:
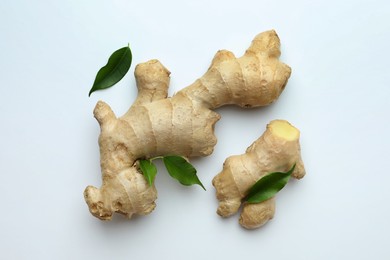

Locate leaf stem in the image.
[149,156,164,162]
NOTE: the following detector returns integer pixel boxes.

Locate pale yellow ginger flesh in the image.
[84,30,292,220]
[269,120,300,141]
[212,120,305,229]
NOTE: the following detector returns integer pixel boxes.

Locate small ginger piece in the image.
[84,30,292,220]
[212,120,305,229]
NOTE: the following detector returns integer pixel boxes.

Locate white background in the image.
[1,0,389,259]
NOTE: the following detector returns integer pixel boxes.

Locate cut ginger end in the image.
[268,120,300,141]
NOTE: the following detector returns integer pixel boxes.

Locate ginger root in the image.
[212,120,305,229]
[84,30,291,220]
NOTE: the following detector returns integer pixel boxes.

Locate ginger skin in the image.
[84,30,292,220]
[212,120,305,229]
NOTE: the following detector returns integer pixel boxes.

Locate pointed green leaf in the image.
[163,156,206,190]
[88,45,132,96]
[139,159,157,186]
[245,164,296,204]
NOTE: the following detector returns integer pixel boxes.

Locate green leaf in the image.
[88,45,132,96]
[163,156,206,190]
[139,159,157,186]
[245,164,296,204]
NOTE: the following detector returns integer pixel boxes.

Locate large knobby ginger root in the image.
[212,120,305,229]
[84,30,292,220]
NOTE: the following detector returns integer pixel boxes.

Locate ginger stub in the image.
[213,120,305,229]
[84,30,292,221]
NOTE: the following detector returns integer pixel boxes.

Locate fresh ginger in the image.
[84,30,292,220]
[212,120,305,229]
